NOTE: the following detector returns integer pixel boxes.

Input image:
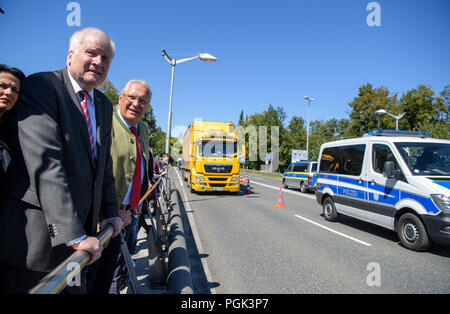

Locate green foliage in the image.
[399,84,448,131]
[97,79,119,107]
[241,83,448,172]
[346,83,399,137]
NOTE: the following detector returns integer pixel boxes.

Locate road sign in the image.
[292,150,307,162]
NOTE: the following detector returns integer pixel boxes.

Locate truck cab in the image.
[182,122,242,193]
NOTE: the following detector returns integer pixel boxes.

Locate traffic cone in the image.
[240,174,243,184]
[245,179,252,194]
[245,173,249,182]
[274,187,287,208]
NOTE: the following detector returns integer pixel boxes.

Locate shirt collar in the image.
[68,70,95,102]
[116,108,138,131]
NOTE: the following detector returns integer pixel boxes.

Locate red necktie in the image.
[78,91,96,163]
[130,126,142,209]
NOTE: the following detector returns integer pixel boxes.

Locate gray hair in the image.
[122,79,152,101]
[69,27,116,58]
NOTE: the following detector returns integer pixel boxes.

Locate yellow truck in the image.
[181,121,242,193]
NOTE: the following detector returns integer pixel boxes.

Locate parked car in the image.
[282,161,318,193]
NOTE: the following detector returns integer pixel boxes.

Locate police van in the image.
[315,130,450,251]
[282,160,317,193]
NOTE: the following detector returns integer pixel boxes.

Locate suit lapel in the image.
[94,90,107,175]
[58,68,96,170]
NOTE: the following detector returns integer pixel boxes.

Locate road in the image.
[171,169,450,294]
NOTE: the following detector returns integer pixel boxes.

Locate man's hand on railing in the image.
[115,210,131,229]
[71,236,103,265]
[131,206,142,215]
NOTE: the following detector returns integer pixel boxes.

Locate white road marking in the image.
[173,167,184,186]
[250,180,316,200]
[175,169,216,294]
[294,214,372,247]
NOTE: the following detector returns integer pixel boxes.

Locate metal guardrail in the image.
[29,225,114,294]
[166,185,193,293]
[29,168,193,294]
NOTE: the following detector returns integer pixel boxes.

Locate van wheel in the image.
[282,179,287,189]
[300,181,307,193]
[323,197,339,222]
[397,213,430,251]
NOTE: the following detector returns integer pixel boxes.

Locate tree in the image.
[244,105,290,171]
[308,118,349,160]
[97,78,119,106]
[346,84,398,137]
[439,85,450,121]
[238,110,245,126]
[287,116,306,149]
[399,84,448,133]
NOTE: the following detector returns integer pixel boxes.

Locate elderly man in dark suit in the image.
[0,27,123,294]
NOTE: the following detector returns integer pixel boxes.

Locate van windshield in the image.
[394,142,450,176]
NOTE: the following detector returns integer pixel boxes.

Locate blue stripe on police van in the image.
[432,181,450,189]
[317,177,441,215]
[285,174,309,179]
[400,191,441,215]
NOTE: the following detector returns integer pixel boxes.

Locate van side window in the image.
[320,145,365,176]
[293,164,308,172]
[372,144,404,180]
[310,163,317,172]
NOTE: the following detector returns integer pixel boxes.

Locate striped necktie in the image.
[78,91,96,162]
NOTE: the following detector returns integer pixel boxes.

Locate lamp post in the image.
[375,109,405,130]
[304,96,314,160]
[161,49,217,154]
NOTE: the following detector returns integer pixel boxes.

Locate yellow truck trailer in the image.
[181,121,242,193]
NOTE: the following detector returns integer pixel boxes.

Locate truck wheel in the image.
[282,179,287,189]
[188,174,195,194]
[323,197,339,222]
[397,213,431,251]
[300,181,307,193]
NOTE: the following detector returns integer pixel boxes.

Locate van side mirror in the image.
[383,161,395,178]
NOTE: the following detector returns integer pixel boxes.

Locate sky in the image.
[1,0,449,141]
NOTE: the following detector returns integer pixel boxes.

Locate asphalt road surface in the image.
[171,169,450,294]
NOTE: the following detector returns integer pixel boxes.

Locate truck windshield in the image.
[199,140,237,158]
[394,142,450,176]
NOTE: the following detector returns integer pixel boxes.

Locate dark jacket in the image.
[0,68,118,272]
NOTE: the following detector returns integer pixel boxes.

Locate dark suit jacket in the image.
[0,68,118,272]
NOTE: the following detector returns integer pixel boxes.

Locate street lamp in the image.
[161,49,217,154]
[304,96,314,160]
[375,109,405,131]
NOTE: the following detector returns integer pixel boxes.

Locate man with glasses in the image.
[104,79,152,293]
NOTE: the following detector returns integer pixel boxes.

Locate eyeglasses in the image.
[122,93,149,106]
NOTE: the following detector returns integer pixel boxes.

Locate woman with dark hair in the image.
[0,64,25,189]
